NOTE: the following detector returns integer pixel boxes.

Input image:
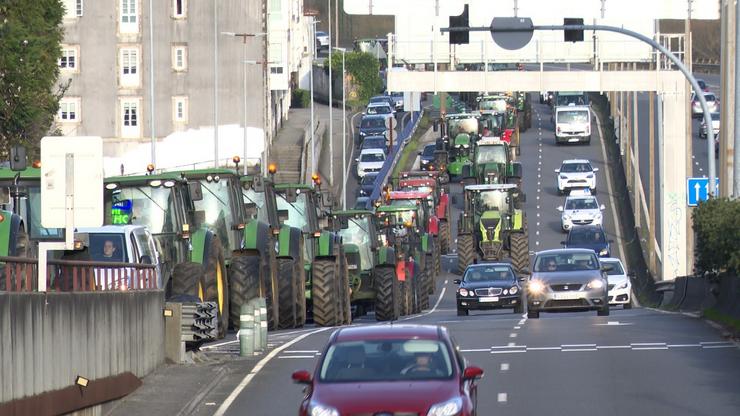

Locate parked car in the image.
[356,148,386,178]
[454,263,524,315]
[291,325,483,416]
[525,248,610,318]
[360,135,388,154]
[369,95,396,111]
[315,31,329,50]
[600,257,633,308]
[692,92,719,118]
[699,112,720,139]
[419,143,436,171]
[365,101,394,116]
[555,159,599,195]
[357,173,379,197]
[358,115,388,141]
[562,224,612,257]
[557,194,605,232]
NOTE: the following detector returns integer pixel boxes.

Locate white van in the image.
[555,105,592,144]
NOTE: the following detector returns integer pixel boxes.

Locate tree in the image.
[326,51,383,107]
[692,198,740,275]
[0,0,65,158]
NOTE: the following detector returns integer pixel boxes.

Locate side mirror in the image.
[189,181,203,201]
[556,206,564,212]
[462,366,484,380]
[554,169,560,173]
[291,370,312,385]
[593,167,599,172]
[355,158,360,162]
[599,204,605,210]
[453,279,461,285]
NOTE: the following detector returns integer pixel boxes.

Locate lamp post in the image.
[222,32,266,175]
[333,47,347,209]
[308,18,320,176]
[327,0,334,188]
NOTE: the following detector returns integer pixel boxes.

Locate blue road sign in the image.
[687,177,720,207]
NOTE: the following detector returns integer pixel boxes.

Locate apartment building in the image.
[56,0,310,170]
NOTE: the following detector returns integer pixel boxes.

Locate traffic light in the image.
[564,18,584,42]
[449,4,470,45]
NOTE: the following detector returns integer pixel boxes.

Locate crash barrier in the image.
[713,275,740,321]
[0,291,165,415]
[238,298,268,357]
[658,275,729,313]
[367,110,423,207]
[0,256,157,292]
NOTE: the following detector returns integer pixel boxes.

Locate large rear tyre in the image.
[425,253,436,296]
[312,259,339,327]
[277,259,297,329]
[399,280,412,316]
[228,255,260,329]
[411,260,423,314]
[339,253,352,325]
[509,232,530,274]
[439,221,451,254]
[171,262,205,299]
[374,267,399,321]
[457,234,475,275]
[201,237,229,338]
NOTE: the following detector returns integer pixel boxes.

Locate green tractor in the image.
[441,113,479,179]
[478,93,521,156]
[472,137,523,187]
[457,184,529,274]
[104,172,235,336]
[374,203,429,316]
[515,91,532,132]
[328,210,400,320]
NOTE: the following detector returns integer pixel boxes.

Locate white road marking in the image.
[535,241,540,246]
[514,326,521,330]
[563,348,598,352]
[667,344,702,348]
[492,350,526,354]
[498,393,508,403]
[398,286,447,321]
[509,333,517,338]
[445,279,449,284]
[631,343,666,347]
[505,343,517,347]
[563,344,597,348]
[526,347,561,351]
[500,363,510,371]
[277,355,316,359]
[596,345,631,350]
[460,348,491,352]
[594,321,633,326]
[284,350,319,354]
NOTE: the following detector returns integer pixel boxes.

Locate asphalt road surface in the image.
[195,100,740,416]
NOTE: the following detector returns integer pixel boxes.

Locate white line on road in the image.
[630,343,666,347]
[509,333,517,338]
[500,363,510,371]
[526,347,561,351]
[460,348,492,352]
[498,393,508,403]
[445,279,449,284]
[562,344,597,348]
[284,350,319,354]
[514,326,521,330]
[492,350,526,354]
[277,355,316,359]
[563,348,598,352]
[702,345,737,349]
[667,344,702,348]
[596,345,631,350]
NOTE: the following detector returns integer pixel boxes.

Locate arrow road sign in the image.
[686,177,719,207]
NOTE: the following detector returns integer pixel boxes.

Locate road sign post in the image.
[687,177,720,206]
[386,116,398,150]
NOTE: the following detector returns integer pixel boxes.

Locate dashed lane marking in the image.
[500,363,510,371]
[498,393,508,403]
[509,333,517,338]
[464,341,739,355]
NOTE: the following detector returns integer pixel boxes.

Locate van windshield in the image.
[558,110,589,124]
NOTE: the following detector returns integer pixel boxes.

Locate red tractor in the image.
[397,171,451,254]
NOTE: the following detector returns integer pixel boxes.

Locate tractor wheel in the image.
[399,279,412,316]
[201,237,229,338]
[277,258,297,329]
[311,259,339,327]
[439,221,451,254]
[457,234,475,275]
[171,262,205,299]
[425,253,436,296]
[374,267,399,321]
[294,260,307,328]
[338,252,352,325]
[0,223,29,291]
[228,255,261,330]
[412,259,424,313]
[509,233,530,274]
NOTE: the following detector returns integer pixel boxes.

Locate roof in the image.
[76,225,146,234]
[176,168,239,179]
[274,183,313,191]
[389,191,431,200]
[556,105,590,111]
[464,184,518,191]
[359,148,386,155]
[399,178,436,188]
[535,248,601,256]
[105,172,185,184]
[332,210,374,216]
[333,324,442,342]
[445,113,479,119]
[401,171,440,179]
[561,159,591,164]
[464,262,514,270]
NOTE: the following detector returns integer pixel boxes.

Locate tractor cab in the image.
[442,114,479,178]
[473,137,522,185]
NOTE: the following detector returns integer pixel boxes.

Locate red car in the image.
[292,325,483,416]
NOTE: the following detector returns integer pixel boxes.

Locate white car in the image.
[600,257,632,308]
[315,31,329,50]
[555,159,598,195]
[366,101,394,116]
[557,194,605,232]
[356,148,386,178]
[691,91,719,119]
[699,112,720,139]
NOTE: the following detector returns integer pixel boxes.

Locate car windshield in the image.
[361,175,378,185]
[243,188,270,224]
[361,118,386,129]
[602,260,625,275]
[476,145,507,164]
[534,252,599,272]
[194,179,235,250]
[565,197,598,210]
[569,228,606,245]
[705,94,716,102]
[107,186,175,234]
[474,190,508,212]
[87,233,128,263]
[319,339,453,382]
[556,93,586,106]
[464,265,514,282]
[363,138,385,149]
[710,113,720,121]
[337,216,373,271]
[557,110,589,124]
[361,152,385,163]
[448,118,478,137]
[479,98,507,112]
[422,145,435,157]
[561,163,592,173]
[26,185,65,239]
[367,105,391,114]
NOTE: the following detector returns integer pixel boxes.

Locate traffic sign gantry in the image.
[687,177,720,207]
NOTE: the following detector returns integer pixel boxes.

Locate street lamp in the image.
[327,0,334,189]
[221,32,266,174]
[308,18,320,177]
[333,47,347,209]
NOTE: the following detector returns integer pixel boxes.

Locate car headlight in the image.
[509,286,519,295]
[587,279,605,290]
[599,248,608,256]
[528,280,544,294]
[503,289,509,295]
[421,159,429,164]
[359,131,366,136]
[309,403,340,416]
[427,397,462,416]
[615,281,629,290]
[459,288,469,296]
[586,174,594,178]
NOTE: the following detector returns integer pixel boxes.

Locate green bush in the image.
[325,51,383,106]
[692,197,740,274]
[291,88,310,108]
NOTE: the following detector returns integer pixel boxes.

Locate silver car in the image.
[524,249,610,318]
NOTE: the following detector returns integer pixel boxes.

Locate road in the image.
[194,100,740,416]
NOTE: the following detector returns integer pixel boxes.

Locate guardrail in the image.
[0,256,158,292]
[366,110,424,207]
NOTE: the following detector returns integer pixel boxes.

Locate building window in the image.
[121,98,141,138]
[59,47,77,70]
[123,102,137,126]
[76,0,83,16]
[173,0,186,18]
[58,98,80,122]
[63,0,83,18]
[120,47,140,87]
[270,66,284,74]
[172,46,187,71]
[173,96,188,122]
[121,0,136,23]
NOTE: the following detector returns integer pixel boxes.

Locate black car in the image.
[562,224,612,257]
[369,95,397,110]
[358,115,388,141]
[419,143,436,171]
[357,173,379,197]
[361,135,388,154]
[454,263,524,315]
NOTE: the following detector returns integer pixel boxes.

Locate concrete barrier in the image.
[678,277,712,312]
[714,275,740,318]
[0,291,165,415]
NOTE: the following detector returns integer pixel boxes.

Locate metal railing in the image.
[0,256,158,292]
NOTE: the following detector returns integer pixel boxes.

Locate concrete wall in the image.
[0,291,165,408]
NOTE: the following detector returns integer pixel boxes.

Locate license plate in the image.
[347,264,358,270]
[551,292,583,300]
[568,138,580,142]
[479,296,499,303]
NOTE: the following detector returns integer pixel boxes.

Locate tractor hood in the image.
[479,210,501,229]
[478,163,506,183]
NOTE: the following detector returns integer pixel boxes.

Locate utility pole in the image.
[148,0,156,167]
[213,0,219,168]
[633,62,640,229]
[649,90,657,275]
[310,17,317,176]
[734,0,740,197]
[328,0,334,188]
[685,0,694,273]
[719,0,736,197]
[335,0,340,47]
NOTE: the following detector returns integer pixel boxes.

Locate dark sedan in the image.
[358,115,388,141]
[292,325,483,416]
[357,173,379,197]
[455,263,524,315]
[361,135,388,154]
[562,224,612,257]
[419,143,436,171]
